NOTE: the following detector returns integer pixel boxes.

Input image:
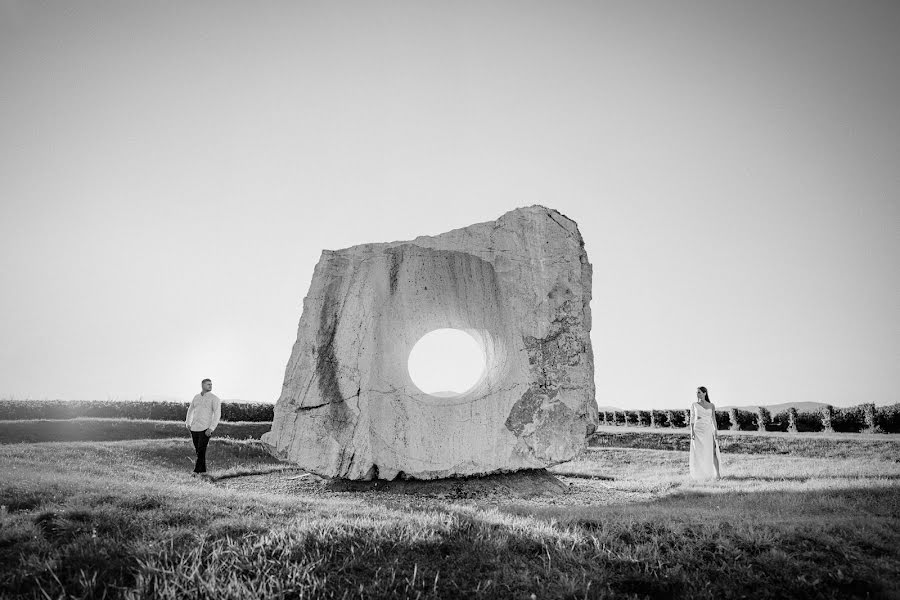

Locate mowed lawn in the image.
[1,426,899,599]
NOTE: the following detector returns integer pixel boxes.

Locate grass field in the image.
[1,422,899,599]
[588,426,900,460]
[0,418,271,444]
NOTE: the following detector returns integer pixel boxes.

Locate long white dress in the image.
[689,401,721,479]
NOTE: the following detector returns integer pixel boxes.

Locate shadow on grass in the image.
[551,472,616,480]
[207,465,306,482]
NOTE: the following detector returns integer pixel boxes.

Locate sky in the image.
[1,0,897,410]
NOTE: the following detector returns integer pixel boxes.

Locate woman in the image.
[689,386,721,479]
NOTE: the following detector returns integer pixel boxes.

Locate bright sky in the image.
[1,0,897,409]
[408,329,486,396]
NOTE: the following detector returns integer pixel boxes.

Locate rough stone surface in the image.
[261,205,597,480]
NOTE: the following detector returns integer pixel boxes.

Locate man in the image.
[185,378,221,477]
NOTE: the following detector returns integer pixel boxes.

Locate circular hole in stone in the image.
[407,328,486,397]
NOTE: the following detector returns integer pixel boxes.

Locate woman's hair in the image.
[697,386,710,401]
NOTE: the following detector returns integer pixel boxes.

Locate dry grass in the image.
[1,435,899,599]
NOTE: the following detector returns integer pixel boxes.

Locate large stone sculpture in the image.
[261,205,597,480]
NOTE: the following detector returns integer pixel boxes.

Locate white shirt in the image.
[186,392,222,432]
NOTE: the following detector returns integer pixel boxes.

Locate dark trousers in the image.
[190,429,210,473]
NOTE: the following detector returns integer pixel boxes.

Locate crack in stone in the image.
[545,209,578,239]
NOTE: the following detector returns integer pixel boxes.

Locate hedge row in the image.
[0,399,274,422]
[5,399,898,433]
[599,403,900,433]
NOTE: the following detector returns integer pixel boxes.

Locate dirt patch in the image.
[214,468,656,507]
[325,469,567,498]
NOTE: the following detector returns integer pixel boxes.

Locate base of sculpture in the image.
[325,469,568,498]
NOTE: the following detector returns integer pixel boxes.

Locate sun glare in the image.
[407,328,486,397]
